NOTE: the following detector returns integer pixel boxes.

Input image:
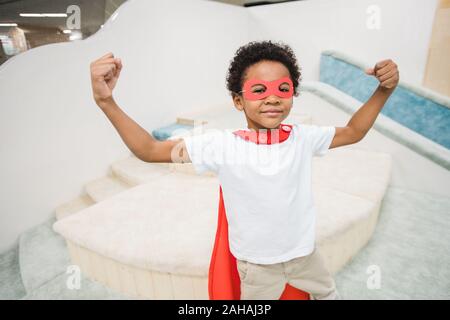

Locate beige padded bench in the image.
[53,147,392,299]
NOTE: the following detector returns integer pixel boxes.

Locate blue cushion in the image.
[152,123,193,141]
[319,52,450,150]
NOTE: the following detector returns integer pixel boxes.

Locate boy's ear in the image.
[232,94,244,111]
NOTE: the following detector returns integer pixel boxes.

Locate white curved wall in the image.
[0,0,249,253]
[0,0,443,254]
[248,0,439,86]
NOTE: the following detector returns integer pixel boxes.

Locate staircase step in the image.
[110,155,172,186]
[54,194,95,221]
[168,163,216,177]
[84,174,132,203]
[176,117,208,126]
[19,217,70,293]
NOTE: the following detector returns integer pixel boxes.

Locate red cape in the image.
[208,124,310,300]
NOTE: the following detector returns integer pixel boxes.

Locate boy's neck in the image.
[246,123,282,132]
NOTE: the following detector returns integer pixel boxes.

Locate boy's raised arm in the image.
[330,59,399,149]
[90,52,190,164]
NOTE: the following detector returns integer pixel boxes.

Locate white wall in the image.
[0,0,443,254]
[0,0,249,253]
[247,0,439,86]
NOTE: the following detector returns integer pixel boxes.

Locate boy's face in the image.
[233,60,293,131]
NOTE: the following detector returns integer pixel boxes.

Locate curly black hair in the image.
[226,40,302,99]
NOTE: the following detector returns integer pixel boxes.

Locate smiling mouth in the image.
[261,110,283,117]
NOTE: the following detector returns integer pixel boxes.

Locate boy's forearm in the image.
[98,98,157,160]
[348,85,395,140]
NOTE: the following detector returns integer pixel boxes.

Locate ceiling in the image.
[211,0,301,6]
[0,0,121,35]
[0,0,302,33]
[0,0,301,62]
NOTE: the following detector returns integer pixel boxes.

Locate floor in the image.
[1,185,449,300]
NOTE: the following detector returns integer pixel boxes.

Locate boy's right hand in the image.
[90,52,122,108]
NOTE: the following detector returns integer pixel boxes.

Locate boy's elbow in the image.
[133,149,153,163]
[133,140,159,163]
[353,133,365,144]
[350,127,367,144]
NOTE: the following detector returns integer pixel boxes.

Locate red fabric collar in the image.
[232,123,293,145]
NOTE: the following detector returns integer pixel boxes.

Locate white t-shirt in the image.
[182,124,336,264]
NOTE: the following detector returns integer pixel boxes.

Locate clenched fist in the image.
[365,59,399,91]
[90,52,122,107]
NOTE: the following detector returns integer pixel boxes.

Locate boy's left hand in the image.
[365,59,399,90]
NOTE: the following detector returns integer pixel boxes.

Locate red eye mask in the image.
[241,76,294,101]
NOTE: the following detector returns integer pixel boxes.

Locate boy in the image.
[90,41,399,300]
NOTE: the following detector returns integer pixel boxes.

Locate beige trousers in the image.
[236,246,340,300]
